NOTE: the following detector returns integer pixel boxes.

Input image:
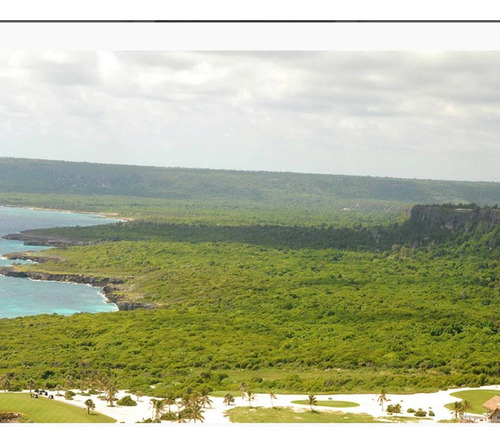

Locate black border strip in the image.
[0,20,499,23]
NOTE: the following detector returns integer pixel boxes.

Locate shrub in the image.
[414,408,427,417]
[160,412,177,421]
[407,408,415,413]
[386,404,402,414]
[116,395,137,406]
[64,390,75,400]
[428,410,435,417]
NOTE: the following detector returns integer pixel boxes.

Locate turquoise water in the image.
[0,206,119,318]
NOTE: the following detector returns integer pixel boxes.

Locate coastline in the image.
[0,206,149,313]
[0,203,132,222]
[0,265,156,312]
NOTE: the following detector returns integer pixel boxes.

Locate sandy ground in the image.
[30,384,500,424]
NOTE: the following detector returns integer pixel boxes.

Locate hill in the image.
[0,157,499,205]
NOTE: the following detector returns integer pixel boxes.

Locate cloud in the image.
[0,51,498,181]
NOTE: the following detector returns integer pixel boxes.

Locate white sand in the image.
[34,384,500,424]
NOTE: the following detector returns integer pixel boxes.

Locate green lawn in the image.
[292,399,359,408]
[224,406,381,423]
[444,389,499,415]
[0,393,116,423]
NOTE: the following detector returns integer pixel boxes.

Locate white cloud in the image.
[0,51,498,182]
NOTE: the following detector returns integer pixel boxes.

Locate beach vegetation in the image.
[116,395,137,406]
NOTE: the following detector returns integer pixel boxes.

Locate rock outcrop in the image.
[409,205,500,232]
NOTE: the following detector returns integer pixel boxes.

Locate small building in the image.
[482,396,500,423]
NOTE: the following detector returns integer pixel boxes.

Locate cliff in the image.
[409,205,500,232]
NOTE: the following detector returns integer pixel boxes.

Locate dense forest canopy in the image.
[0,157,499,205]
[0,157,499,397]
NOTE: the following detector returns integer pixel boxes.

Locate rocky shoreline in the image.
[0,265,156,312]
[2,230,95,247]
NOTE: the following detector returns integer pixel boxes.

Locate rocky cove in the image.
[0,206,140,318]
[0,263,156,312]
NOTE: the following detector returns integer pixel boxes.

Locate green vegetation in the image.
[292,400,359,408]
[2,157,498,205]
[0,158,499,402]
[116,395,137,406]
[225,406,381,423]
[0,206,499,396]
[444,389,499,415]
[0,393,115,423]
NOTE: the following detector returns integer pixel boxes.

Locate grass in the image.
[224,406,381,423]
[292,399,359,408]
[444,389,499,415]
[381,416,431,423]
[0,393,116,423]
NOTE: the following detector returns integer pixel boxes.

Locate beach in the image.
[36,384,500,424]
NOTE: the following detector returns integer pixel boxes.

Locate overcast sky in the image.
[0,51,499,182]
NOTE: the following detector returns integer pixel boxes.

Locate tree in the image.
[84,399,96,415]
[377,391,388,411]
[460,400,472,420]
[245,390,255,407]
[55,384,63,396]
[27,378,36,397]
[223,393,235,406]
[1,376,10,392]
[103,380,118,407]
[150,398,166,421]
[200,393,213,409]
[164,393,177,413]
[451,401,462,420]
[307,394,317,411]
[185,403,205,423]
[240,382,248,400]
[269,391,277,408]
[136,391,143,402]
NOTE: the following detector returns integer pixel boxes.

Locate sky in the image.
[0,51,499,182]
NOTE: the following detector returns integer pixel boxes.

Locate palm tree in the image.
[176,412,188,423]
[164,393,177,413]
[377,391,388,411]
[200,394,213,409]
[104,380,118,407]
[460,400,472,420]
[451,401,462,420]
[150,398,166,421]
[240,382,248,400]
[269,391,277,408]
[188,404,205,423]
[245,390,255,407]
[1,376,10,392]
[27,378,36,397]
[84,398,96,415]
[223,393,235,406]
[307,393,317,411]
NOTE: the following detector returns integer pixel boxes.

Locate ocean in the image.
[0,206,119,318]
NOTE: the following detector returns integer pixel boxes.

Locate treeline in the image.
[17,205,500,255]
[1,157,499,205]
